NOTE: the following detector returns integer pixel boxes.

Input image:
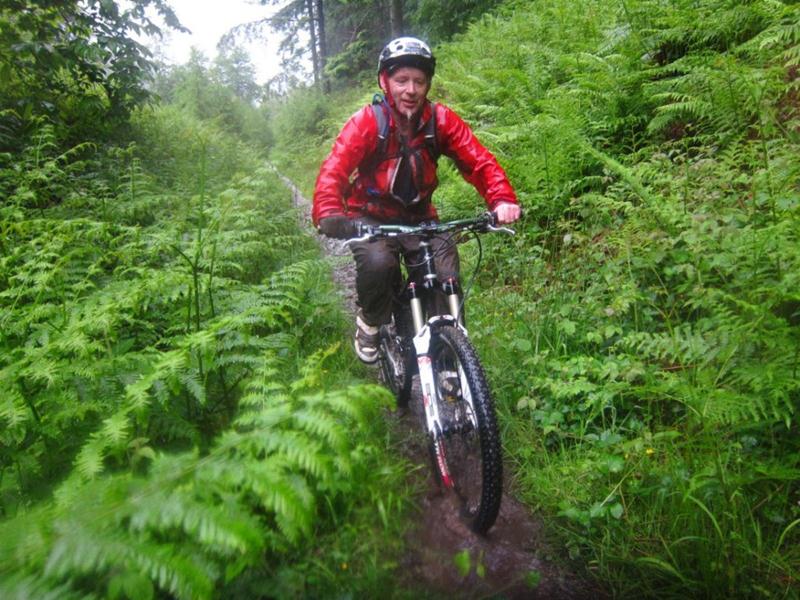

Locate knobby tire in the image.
[378,325,413,408]
[429,324,502,534]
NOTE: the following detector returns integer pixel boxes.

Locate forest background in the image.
[1,0,799,598]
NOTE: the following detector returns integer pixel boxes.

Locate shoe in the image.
[354,313,380,364]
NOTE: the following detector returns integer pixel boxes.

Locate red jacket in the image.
[312,100,517,225]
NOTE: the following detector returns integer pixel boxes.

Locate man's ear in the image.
[379,72,390,95]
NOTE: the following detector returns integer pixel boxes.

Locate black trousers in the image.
[349,231,460,327]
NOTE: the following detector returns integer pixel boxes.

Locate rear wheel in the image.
[378,323,413,408]
[428,324,502,534]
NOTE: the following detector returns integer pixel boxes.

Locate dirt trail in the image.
[279,172,599,599]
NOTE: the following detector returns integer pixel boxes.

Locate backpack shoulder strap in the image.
[424,102,440,160]
[370,94,390,158]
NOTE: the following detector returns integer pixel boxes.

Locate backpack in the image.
[370,94,440,162]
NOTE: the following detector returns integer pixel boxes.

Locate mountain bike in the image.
[347,212,514,534]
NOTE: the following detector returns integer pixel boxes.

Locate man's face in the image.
[386,66,430,120]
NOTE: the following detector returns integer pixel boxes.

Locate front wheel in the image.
[428,325,502,534]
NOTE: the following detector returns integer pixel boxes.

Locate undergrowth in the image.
[1,99,414,596]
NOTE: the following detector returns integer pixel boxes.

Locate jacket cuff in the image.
[313,209,346,227]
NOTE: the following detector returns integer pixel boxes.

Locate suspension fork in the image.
[409,283,442,443]
[443,277,462,326]
[408,240,463,487]
[412,322,454,487]
[408,282,442,450]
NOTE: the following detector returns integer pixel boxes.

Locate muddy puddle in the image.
[390,399,600,600]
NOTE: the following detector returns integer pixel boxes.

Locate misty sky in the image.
[150,0,283,83]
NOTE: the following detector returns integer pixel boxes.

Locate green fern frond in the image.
[0,574,86,600]
[45,526,214,600]
[254,429,330,480]
[272,473,316,543]
[233,401,292,428]
[261,331,299,351]
[290,343,342,393]
[211,457,315,543]
[152,349,190,380]
[74,437,106,480]
[19,356,58,388]
[291,407,349,453]
[127,487,264,556]
[783,43,800,67]
[648,97,715,134]
[126,372,155,411]
[1,388,30,430]
[179,370,206,405]
[100,411,131,447]
[215,353,262,368]
[320,385,391,423]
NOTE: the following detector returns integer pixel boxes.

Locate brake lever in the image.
[485,209,518,235]
[487,224,515,235]
[344,233,373,247]
[344,222,383,247]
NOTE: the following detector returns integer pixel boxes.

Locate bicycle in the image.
[346,212,514,534]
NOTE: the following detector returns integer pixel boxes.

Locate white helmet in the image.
[378,37,436,79]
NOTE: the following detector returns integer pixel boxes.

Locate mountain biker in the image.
[313,36,520,363]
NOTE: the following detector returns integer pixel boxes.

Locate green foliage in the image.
[0,349,392,599]
[0,119,95,211]
[1,59,413,596]
[0,150,322,507]
[408,0,505,43]
[0,6,421,593]
[267,84,370,194]
[0,0,184,150]
[153,49,273,150]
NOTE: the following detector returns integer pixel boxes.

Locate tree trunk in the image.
[389,0,403,38]
[305,0,320,86]
[315,0,329,92]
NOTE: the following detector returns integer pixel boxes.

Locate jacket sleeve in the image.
[312,106,378,226]
[437,104,518,209]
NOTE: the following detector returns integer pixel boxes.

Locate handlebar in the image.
[345,212,515,246]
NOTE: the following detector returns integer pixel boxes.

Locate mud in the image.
[391,402,598,599]
[279,172,601,599]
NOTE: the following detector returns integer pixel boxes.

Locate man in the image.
[313,37,520,363]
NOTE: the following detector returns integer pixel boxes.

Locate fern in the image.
[0,347,387,598]
[745,3,800,67]
[0,574,86,600]
[0,140,340,506]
